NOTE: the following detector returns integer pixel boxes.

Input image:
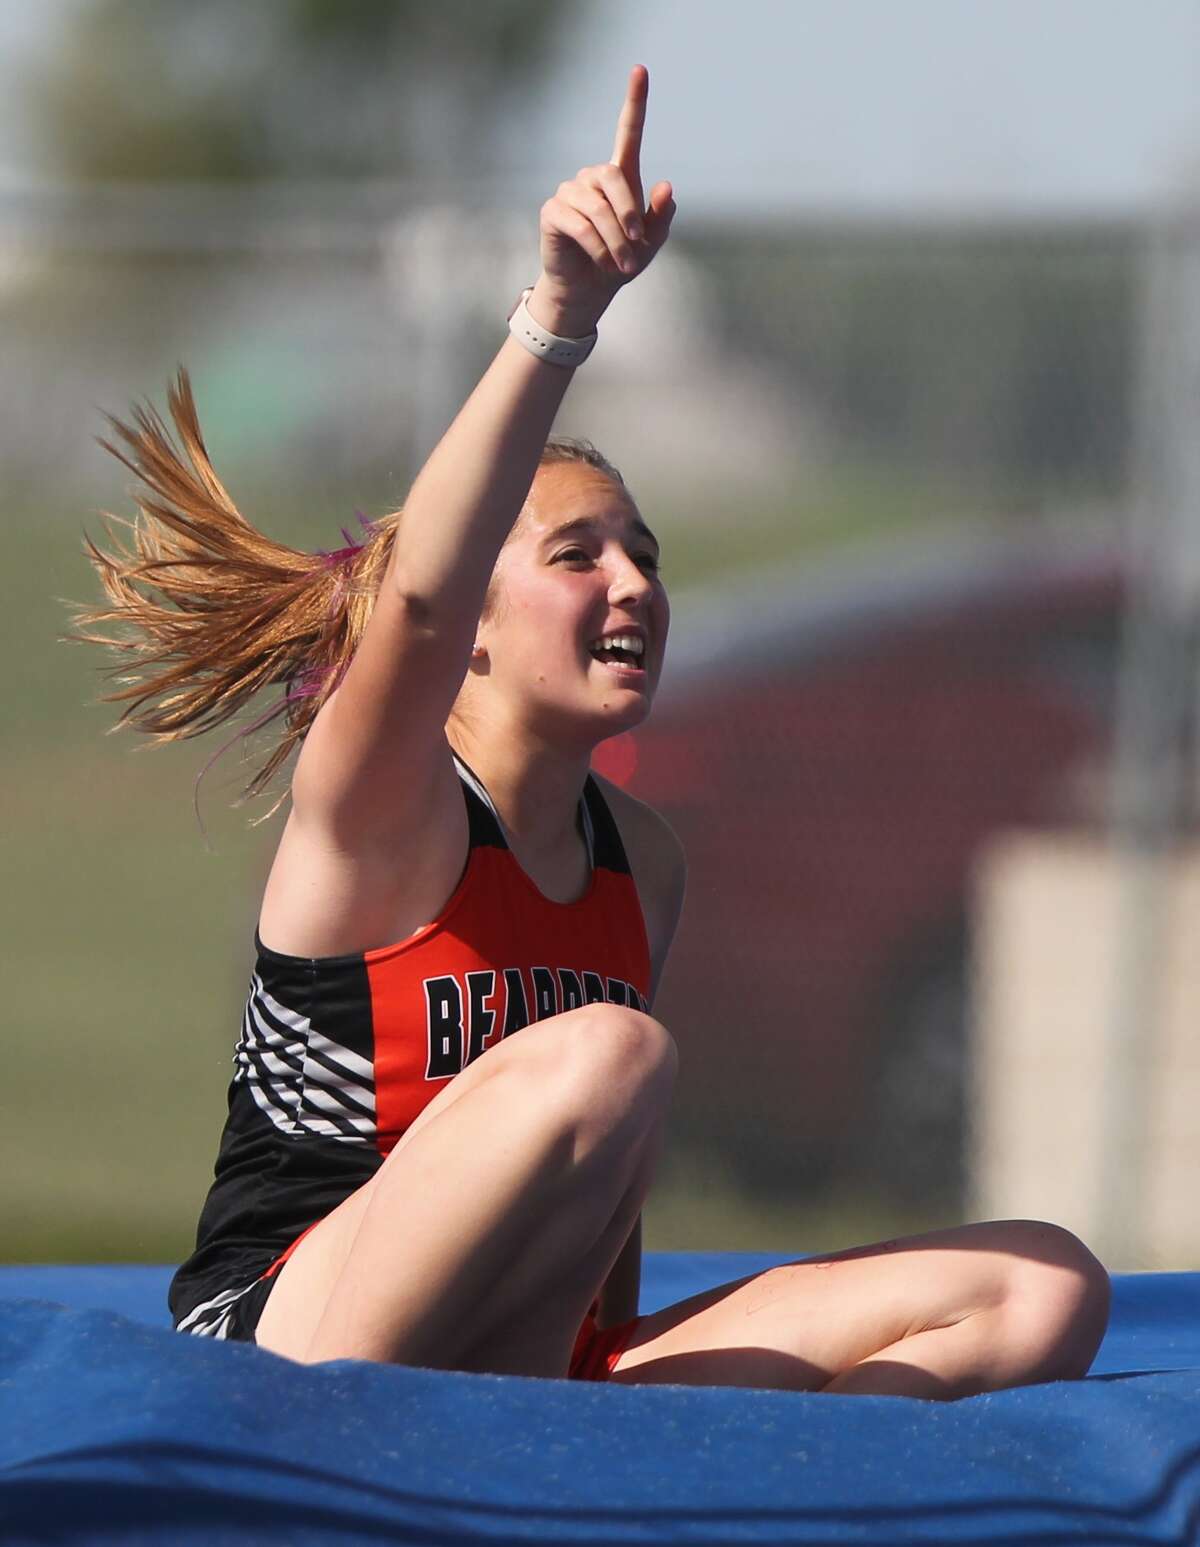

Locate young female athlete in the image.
[80,67,1109,1396]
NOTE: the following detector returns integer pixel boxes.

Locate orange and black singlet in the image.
[168,755,652,1332]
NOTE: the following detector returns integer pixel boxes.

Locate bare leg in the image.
[255,1004,675,1375]
[453,1147,657,1376]
[609,1220,1110,1399]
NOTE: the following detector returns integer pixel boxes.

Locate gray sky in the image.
[4,0,1200,215]
[528,0,1200,216]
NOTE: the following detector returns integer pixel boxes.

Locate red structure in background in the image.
[594,535,1125,1205]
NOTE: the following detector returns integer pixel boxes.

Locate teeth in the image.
[591,634,644,656]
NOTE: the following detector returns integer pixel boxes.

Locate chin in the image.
[536,694,652,751]
[595,692,654,736]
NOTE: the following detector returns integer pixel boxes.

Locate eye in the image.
[554,546,593,566]
[635,552,662,575]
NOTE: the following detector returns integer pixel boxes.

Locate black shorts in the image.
[174,1270,278,1343]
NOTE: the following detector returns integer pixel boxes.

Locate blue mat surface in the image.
[2,1257,1199,1544]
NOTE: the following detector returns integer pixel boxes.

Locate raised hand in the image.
[533,66,675,336]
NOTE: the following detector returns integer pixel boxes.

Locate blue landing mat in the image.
[2,1257,1199,1545]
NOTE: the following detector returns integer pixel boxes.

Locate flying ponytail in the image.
[72,369,626,809]
[72,368,399,806]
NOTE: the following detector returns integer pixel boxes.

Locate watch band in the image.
[507,288,598,368]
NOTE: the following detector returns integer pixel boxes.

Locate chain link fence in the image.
[6,182,1155,1258]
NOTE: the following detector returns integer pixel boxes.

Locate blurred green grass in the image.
[6,464,998,1265]
[634,462,997,591]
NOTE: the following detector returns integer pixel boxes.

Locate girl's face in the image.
[477,462,670,744]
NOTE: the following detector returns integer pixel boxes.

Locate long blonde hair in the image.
[71,369,623,807]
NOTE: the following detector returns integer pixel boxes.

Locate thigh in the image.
[255,1027,537,1356]
[452,1159,651,1378]
[256,1005,670,1369]
[608,1221,1056,1389]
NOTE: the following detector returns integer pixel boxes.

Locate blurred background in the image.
[6,0,1200,1271]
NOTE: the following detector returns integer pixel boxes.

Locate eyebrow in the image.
[540,515,661,554]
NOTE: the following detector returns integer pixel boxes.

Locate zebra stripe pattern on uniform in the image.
[234,975,377,1144]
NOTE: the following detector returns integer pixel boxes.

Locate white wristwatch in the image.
[507,288,598,368]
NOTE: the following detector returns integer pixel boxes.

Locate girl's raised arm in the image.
[292,67,675,839]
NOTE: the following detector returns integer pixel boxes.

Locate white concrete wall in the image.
[970,834,1200,1270]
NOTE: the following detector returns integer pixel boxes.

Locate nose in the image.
[607,550,655,608]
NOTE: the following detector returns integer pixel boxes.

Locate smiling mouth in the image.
[588,634,646,669]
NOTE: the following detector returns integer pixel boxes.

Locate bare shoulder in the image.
[259,746,468,958]
[592,773,687,999]
[594,774,686,888]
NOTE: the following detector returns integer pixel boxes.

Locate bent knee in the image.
[997,1221,1111,1379]
[561,1003,677,1088]
[546,1005,677,1130]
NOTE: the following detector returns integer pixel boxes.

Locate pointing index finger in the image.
[611,65,648,199]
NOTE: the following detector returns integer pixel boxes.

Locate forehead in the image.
[518,462,656,547]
